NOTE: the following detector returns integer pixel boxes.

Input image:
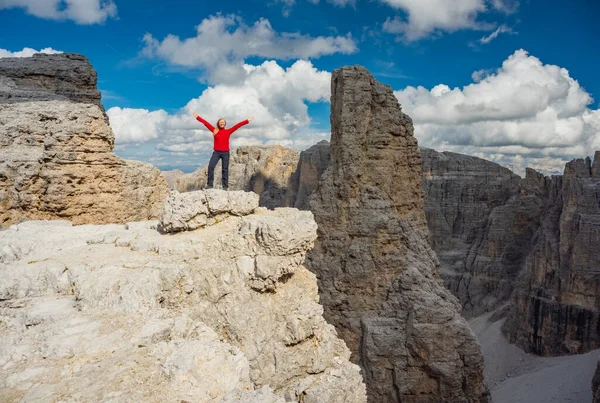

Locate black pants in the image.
[207,150,230,189]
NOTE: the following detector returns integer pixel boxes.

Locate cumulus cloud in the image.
[0,0,117,24]
[106,107,169,144]
[0,47,62,58]
[381,0,516,41]
[141,14,356,84]
[108,60,332,169]
[394,49,600,175]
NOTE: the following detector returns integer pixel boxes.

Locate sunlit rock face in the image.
[0,190,366,402]
[0,53,168,227]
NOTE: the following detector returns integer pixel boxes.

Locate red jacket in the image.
[195,116,249,152]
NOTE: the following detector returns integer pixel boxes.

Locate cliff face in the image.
[286,141,600,357]
[305,66,489,402]
[0,53,168,227]
[421,148,536,317]
[174,145,299,209]
[0,190,366,402]
[0,52,102,106]
[502,154,600,355]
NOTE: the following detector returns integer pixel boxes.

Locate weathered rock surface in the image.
[0,192,366,402]
[174,146,299,209]
[177,139,600,359]
[289,146,540,321]
[0,53,168,227]
[502,155,600,355]
[305,66,489,402]
[0,53,102,106]
[159,189,259,233]
[421,148,530,317]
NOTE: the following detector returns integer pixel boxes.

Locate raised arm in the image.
[192,112,215,132]
[229,116,254,134]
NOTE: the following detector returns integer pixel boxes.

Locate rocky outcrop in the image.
[0,53,102,106]
[502,155,600,355]
[289,146,541,320]
[159,189,259,233]
[174,146,299,209]
[305,66,489,402]
[0,53,168,227]
[0,191,366,402]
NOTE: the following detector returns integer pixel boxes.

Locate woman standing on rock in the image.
[192,112,254,190]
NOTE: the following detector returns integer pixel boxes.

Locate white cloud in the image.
[0,0,117,24]
[476,24,515,44]
[141,14,356,84]
[489,0,519,14]
[381,0,516,41]
[394,49,600,175]
[109,60,332,167]
[107,107,169,144]
[0,47,62,58]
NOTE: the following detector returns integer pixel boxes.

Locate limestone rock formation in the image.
[174,146,299,209]
[159,189,259,233]
[0,53,168,227]
[289,145,539,319]
[0,52,102,105]
[421,148,530,317]
[502,155,600,355]
[419,149,600,357]
[306,66,489,402]
[180,140,600,359]
[0,192,366,402]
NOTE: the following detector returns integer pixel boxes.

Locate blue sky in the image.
[1,0,599,174]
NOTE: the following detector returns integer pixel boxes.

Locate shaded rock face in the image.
[0,53,168,227]
[502,156,600,355]
[174,145,299,209]
[416,150,600,356]
[285,140,331,209]
[306,66,489,402]
[0,193,366,402]
[421,148,533,317]
[416,149,600,356]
